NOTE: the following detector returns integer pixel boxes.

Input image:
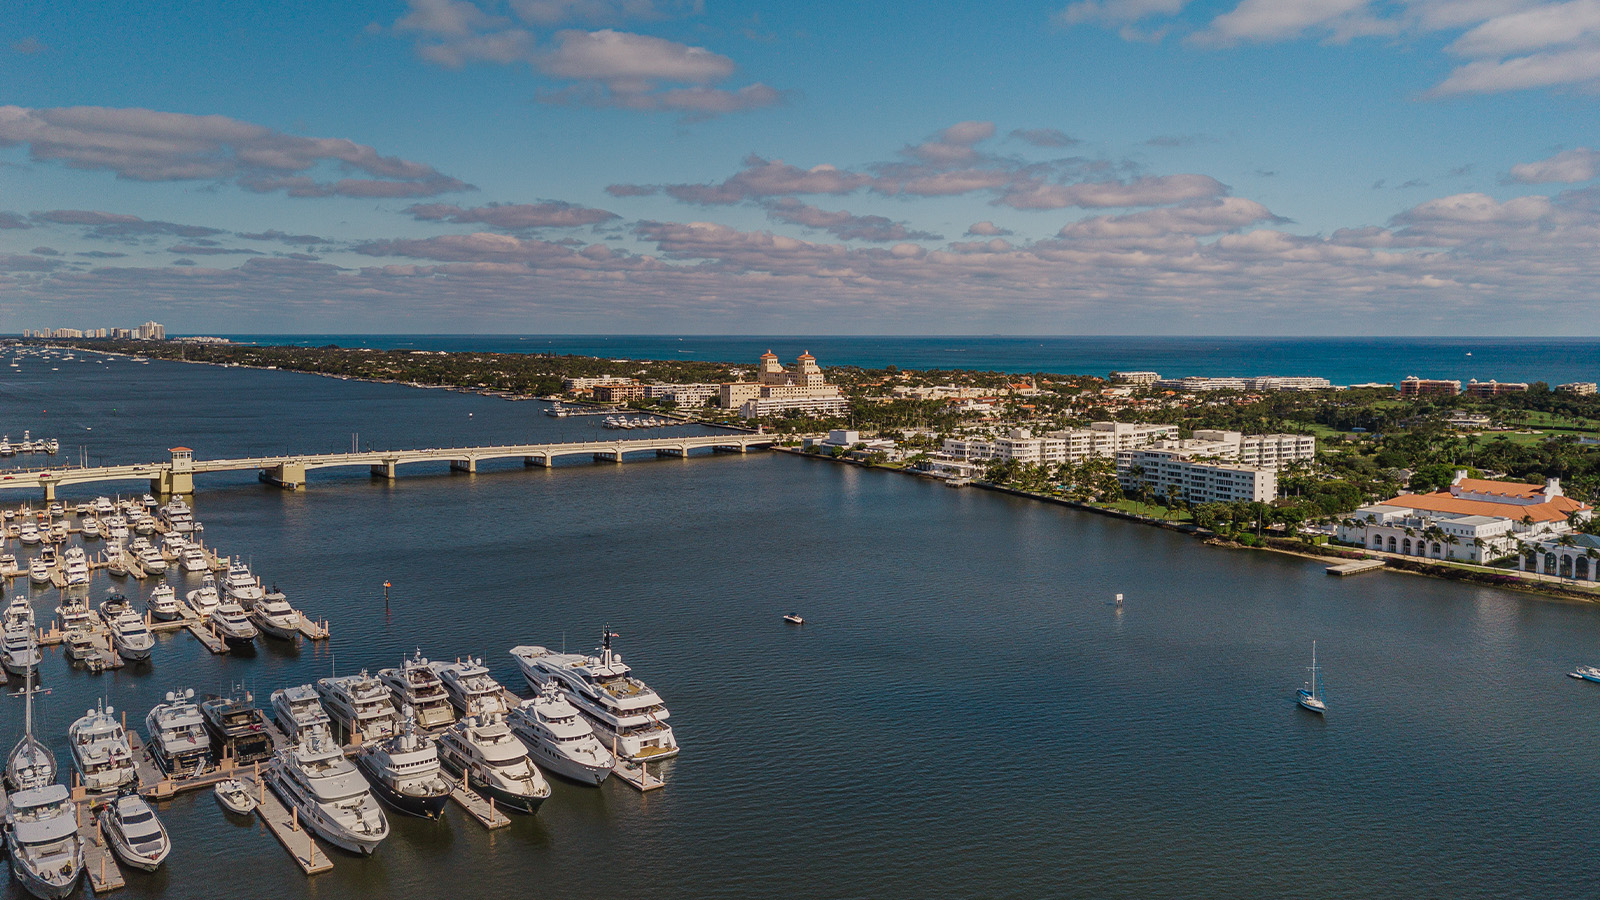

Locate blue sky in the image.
[3,0,1599,335]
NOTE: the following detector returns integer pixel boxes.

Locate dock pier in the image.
[240,774,334,876]
[446,779,511,829]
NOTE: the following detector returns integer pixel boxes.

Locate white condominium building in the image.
[645,383,719,408]
[941,422,1178,467]
[1117,447,1278,503]
[1190,430,1316,469]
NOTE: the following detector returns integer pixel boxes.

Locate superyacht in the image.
[199,691,273,764]
[264,730,389,855]
[5,782,84,899]
[60,546,90,588]
[145,688,212,775]
[250,588,302,641]
[316,671,401,743]
[378,651,456,730]
[106,605,154,662]
[209,600,259,647]
[180,542,209,573]
[507,681,615,786]
[186,576,221,617]
[222,559,264,607]
[53,595,93,632]
[509,632,679,761]
[136,543,167,574]
[272,684,333,742]
[147,583,180,621]
[2,595,41,676]
[431,656,513,719]
[355,706,452,819]
[435,713,551,814]
[159,497,195,533]
[67,701,137,793]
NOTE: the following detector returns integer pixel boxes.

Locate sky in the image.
[3,0,1600,336]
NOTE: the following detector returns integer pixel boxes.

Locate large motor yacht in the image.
[61,547,90,587]
[209,600,259,647]
[136,544,167,575]
[378,651,456,730]
[68,701,137,793]
[180,542,208,573]
[145,689,212,775]
[355,707,452,819]
[221,559,264,607]
[2,596,42,676]
[431,656,513,720]
[264,730,389,855]
[159,497,195,533]
[272,684,333,743]
[147,583,180,621]
[5,783,84,899]
[18,520,40,545]
[27,556,50,585]
[507,681,615,786]
[316,671,401,744]
[79,517,102,540]
[106,606,154,662]
[187,575,221,617]
[92,497,114,517]
[509,632,679,762]
[435,713,551,814]
[54,595,93,632]
[250,588,302,641]
[200,692,273,764]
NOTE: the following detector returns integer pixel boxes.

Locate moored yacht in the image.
[93,497,114,517]
[180,542,208,573]
[199,691,273,764]
[54,595,93,632]
[68,701,137,793]
[250,588,302,641]
[98,793,170,872]
[107,606,154,661]
[61,546,89,587]
[18,520,40,544]
[104,515,128,542]
[272,684,333,742]
[79,517,101,539]
[435,713,551,814]
[509,632,679,762]
[159,497,195,533]
[7,669,55,792]
[186,576,220,617]
[2,596,42,676]
[355,707,452,819]
[379,650,456,729]
[264,730,389,855]
[507,681,615,786]
[222,559,264,607]
[145,689,211,775]
[136,544,167,574]
[431,656,513,720]
[5,783,84,899]
[147,583,180,620]
[316,671,401,743]
[28,556,49,585]
[209,600,258,647]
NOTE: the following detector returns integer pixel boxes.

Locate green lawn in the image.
[1101,499,1192,521]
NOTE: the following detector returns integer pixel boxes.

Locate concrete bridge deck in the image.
[0,434,772,499]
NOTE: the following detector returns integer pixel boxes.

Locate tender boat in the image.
[273,684,334,743]
[222,559,264,607]
[4,783,84,899]
[432,656,513,720]
[316,671,401,744]
[187,576,221,617]
[61,547,90,587]
[214,779,258,814]
[507,681,615,786]
[98,793,170,872]
[199,692,273,764]
[355,706,452,819]
[436,713,551,814]
[379,650,456,730]
[145,689,212,775]
[1297,641,1328,715]
[2,596,42,676]
[107,607,154,662]
[509,631,679,762]
[68,701,137,793]
[250,588,302,641]
[209,600,259,647]
[147,583,180,620]
[264,730,389,855]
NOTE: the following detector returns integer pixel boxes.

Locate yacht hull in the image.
[264,769,385,856]
[7,849,80,900]
[468,776,547,815]
[527,744,611,786]
[252,616,300,641]
[356,755,449,819]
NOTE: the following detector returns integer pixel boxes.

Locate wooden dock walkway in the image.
[1327,559,1386,576]
[295,613,330,641]
[240,773,334,876]
[77,811,127,894]
[611,759,667,791]
[446,779,510,829]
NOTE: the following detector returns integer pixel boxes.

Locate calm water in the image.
[3,351,1600,899]
[222,334,1600,387]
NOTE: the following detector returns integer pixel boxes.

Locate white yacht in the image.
[104,542,128,577]
[5,783,84,899]
[209,600,259,647]
[47,521,68,543]
[61,546,90,587]
[250,588,302,641]
[509,632,679,762]
[507,681,615,786]
[435,714,551,814]
[18,520,40,544]
[46,502,64,518]
[147,583,180,620]
[222,559,264,607]
[272,684,333,743]
[145,689,211,775]
[316,671,401,743]
[0,552,16,575]
[140,493,158,510]
[264,730,389,855]
[79,517,101,539]
[355,707,452,819]
[161,531,188,557]
[104,515,128,542]
[107,606,154,661]
[159,497,195,533]
[0,437,11,457]
[431,656,513,720]
[64,631,97,664]
[180,542,209,573]
[68,701,137,793]
[6,669,55,791]
[3,596,41,676]
[93,497,114,517]
[136,544,167,574]
[27,556,49,585]
[187,576,221,617]
[54,595,93,632]
[99,793,170,872]
[378,651,456,730]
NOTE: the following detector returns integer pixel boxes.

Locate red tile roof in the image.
[1453,477,1543,499]
[1386,491,1589,524]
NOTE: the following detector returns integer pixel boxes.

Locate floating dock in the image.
[446,779,511,829]
[78,815,127,894]
[240,774,335,876]
[612,759,666,792]
[1326,559,1386,576]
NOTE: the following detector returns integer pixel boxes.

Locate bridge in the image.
[0,435,773,500]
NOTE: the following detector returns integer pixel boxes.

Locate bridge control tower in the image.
[154,447,195,495]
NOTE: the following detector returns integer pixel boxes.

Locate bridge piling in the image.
[450,459,477,474]
[370,460,397,479]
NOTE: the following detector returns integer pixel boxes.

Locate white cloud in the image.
[1506,147,1600,183]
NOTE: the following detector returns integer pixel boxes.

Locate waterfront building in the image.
[1336,472,1592,563]
[1116,447,1278,503]
[1399,377,1462,397]
[722,351,849,418]
[1189,430,1316,469]
[1464,379,1528,397]
[563,375,635,391]
[1152,375,1332,392]
[943,422,1178,467]
[1558,382,1598,395]
[1111,371,1161,385]
[1520,532,1600,582]
[645,383,719,408]
[137,321,166,340]
[593,383,646,403]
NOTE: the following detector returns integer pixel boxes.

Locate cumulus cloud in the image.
[1010,128,1079,147]
[966,221,1013,236]
[902,121,997,165]
[644,155,874,205]
[761,198,942,242]
[0,106,471,197]
[236,229,329,246]
[405,200,620,229]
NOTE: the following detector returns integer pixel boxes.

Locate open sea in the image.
[3,348,1600,899]
[220,334,1600,387]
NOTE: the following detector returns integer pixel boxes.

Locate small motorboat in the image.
[783,614,804,625]
[214,779,259,815]
[99,793,172,871]
[1571,665,1600,683]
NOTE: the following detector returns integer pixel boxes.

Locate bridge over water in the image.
[0,434,773,500]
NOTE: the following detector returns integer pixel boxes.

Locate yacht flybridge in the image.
[509,631,679,762]
[379,651,456,730]
[317,671,401,744]
[431,656,513,720]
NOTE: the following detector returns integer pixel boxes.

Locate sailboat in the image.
[1297,641,1327,714]
[6,666,56,791]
